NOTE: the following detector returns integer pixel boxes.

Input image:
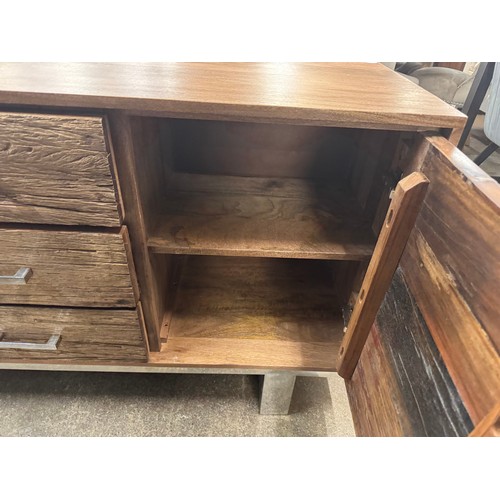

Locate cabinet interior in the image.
[127,116,403,369]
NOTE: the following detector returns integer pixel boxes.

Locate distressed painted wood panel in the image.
[0,112,121,225]
[400,135,500,424]
[0,228,136,308]
[347,269,473,436]
[348,133,500,435]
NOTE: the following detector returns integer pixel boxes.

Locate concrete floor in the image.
[0,370,355,437]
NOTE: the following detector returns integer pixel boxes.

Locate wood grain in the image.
[469,403,500,437]
[154,256,343,370]
[0,227,136,308]
[171,119,358,179]
[0,306,147,363]
[402,231,500,424]
[0,63,465,130]
[106,112,170,351]
[347,268,473,436]
[0,112,121,226]
[400,135,500,424]
[408,135,500,350]
[346,324,412,436]
[148,173,375,260]
[337,172,429,379]
[150,338,339,371]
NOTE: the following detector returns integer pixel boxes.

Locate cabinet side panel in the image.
[346,268,473,437]
[106,112,171,351]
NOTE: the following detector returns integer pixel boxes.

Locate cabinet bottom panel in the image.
[151,256,344,371]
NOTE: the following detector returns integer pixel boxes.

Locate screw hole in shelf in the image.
[386,208,394,226]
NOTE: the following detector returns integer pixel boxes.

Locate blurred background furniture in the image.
[457,62,496,149]
[383,61,500,181]
[396,62,475,109]
[474,63,500,167]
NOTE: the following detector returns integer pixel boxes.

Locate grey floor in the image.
[0,370,355,437]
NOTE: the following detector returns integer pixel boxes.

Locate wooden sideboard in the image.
[0,63,498,433]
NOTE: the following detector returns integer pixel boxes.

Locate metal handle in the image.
[0,333,61,351]
[0,267,33,285]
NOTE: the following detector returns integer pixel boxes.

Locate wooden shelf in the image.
[148,173,375,260]
[149,256,344,371]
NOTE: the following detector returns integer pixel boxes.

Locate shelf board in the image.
[148,173,375,260]
[149,256,344,371]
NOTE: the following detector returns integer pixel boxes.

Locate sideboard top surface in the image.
[0,62,465,130]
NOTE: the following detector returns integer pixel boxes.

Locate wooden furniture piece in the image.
[0,63,498,432]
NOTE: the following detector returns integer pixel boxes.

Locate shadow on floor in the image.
[0,371,354,437]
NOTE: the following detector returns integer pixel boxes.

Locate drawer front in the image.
[0,305,147,363]
[0,112,121,226]
[0,228,137,308]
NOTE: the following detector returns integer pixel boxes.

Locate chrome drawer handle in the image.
[0,333,61,351]
[0,267,33,285]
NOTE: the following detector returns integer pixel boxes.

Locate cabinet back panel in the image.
[168,119,359,180]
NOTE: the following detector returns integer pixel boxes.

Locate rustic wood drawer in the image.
[0,227,137,308]
[0,305,147,363]
[0,112,121,226]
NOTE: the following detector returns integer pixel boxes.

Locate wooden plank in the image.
[148,173,375,260]
[347,268,473,436]
[149,338,338,371]
[346,324,412,437]
[0,63,465,130]
[0,112,121,226]
[106,112,169,351]
[337,172,429,379]
[400,134,500,424]
[409,135,500,350]
[0,228,136,307]
[154,256,344,370]
[402,231,500,424]
[171,119,358,179]
[0,306,147,363]
[469,403,500,437]
[349,130,401,214]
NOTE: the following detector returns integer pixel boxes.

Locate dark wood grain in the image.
[171,119,358,179]
[400,134,500,424]
[347,269,473,436]
[149,338,339,370]
[0,63,465,130]
[408,135,500,350]
[0,227,136,308]
[148,173,375,260]
[337,172,429,378]
[106,112,170,351]
[153,256,344,370]
[0,112,121,226]
[0,306,147,363]
[346,324,413,437]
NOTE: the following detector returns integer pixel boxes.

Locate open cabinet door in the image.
[344,134,500,436]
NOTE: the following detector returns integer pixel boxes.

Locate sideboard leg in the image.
[260,372,296,415]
